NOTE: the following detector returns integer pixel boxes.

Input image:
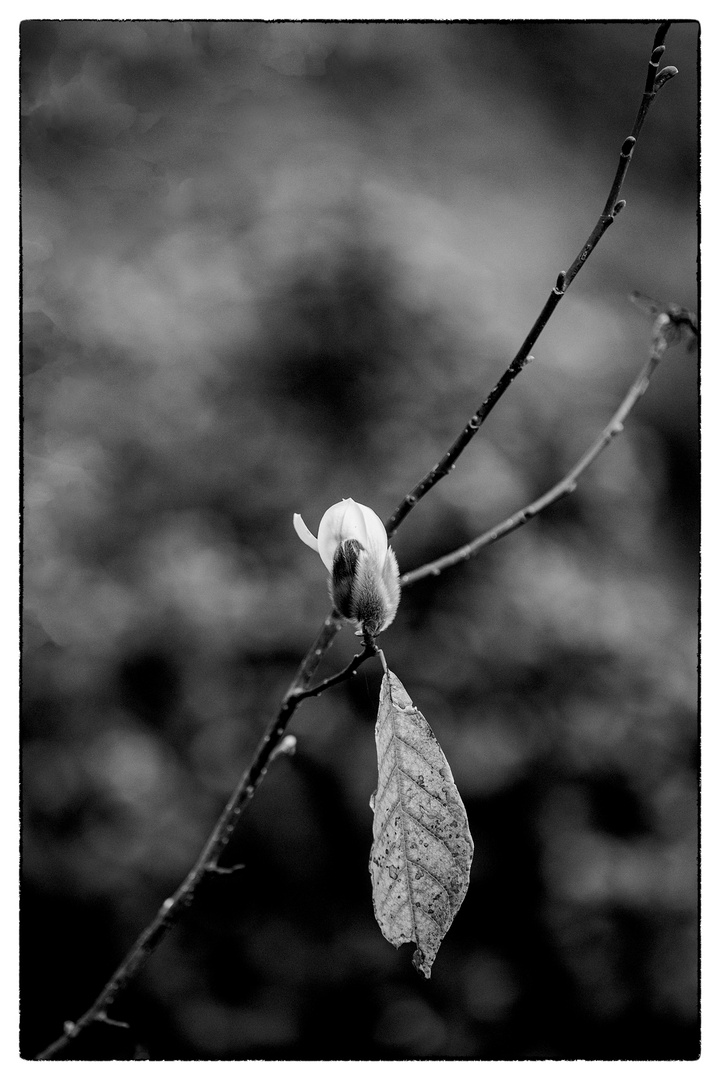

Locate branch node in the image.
[208,861,245,875]
[269,734,297,763]
[97,1012,130,1030]
[401,294,692,588]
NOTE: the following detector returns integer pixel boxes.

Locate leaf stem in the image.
[289,639,378,702]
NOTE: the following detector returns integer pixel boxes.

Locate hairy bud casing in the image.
[294,499,401,636]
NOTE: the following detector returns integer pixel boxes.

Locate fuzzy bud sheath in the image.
[294,499,400,636]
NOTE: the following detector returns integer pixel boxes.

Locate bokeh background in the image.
[21,20,699,1060]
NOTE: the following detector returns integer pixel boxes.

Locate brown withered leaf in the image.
[369,670,473,977]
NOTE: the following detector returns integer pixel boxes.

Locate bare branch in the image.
[35,24,681,1060]
[289,640,378,703]
[384,23,678,540]
[36,616,378,1060]
[400,300,695,588]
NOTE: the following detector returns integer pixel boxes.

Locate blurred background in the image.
[21,20,698,1060]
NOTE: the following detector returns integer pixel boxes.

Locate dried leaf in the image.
[369,670,473,977]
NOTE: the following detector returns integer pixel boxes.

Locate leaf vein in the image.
[405,855,453,901]
[374,794,402,846]
[378,730,431,779]
[415,905,444,932]
[399,800,466,868]
[395,764,450,812]
[374,780,467,870]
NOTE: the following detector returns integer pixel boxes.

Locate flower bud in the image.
[293,498,401,636]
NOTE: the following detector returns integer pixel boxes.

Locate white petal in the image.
[356,502,389,566]
[317,498,368,572]
[293,513,319,553]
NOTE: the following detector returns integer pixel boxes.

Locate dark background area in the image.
[21,20,698,1060]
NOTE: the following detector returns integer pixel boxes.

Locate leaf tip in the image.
[412,947,433,979]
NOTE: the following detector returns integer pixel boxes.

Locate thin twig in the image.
[290,639,378,702]
[383,21,676,540]
[36,626,378,1061]
[35,24,679,1060]
[400,303,695,588]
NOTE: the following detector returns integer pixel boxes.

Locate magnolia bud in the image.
[294,498,401,636]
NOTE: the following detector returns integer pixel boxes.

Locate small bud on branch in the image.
[655,66,679,91]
